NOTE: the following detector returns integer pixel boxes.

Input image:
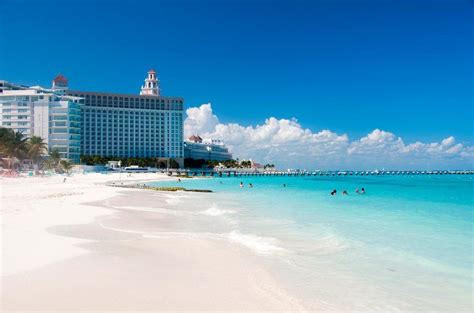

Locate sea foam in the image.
[201,204,236,216]
[227,230,287,255]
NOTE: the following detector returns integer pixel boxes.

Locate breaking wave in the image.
[201,204,236,216]
[227,230,288,255]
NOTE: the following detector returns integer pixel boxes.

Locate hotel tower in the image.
[66,70,184,164]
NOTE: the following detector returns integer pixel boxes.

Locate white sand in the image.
[0,173,305,312]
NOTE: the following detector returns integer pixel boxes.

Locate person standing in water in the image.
[249,183,253,188]
[240,182,244,188]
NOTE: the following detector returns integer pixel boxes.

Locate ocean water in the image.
[148,175,473,311]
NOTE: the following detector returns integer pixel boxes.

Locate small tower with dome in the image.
[51,74,69,91]
[140,69,160,96]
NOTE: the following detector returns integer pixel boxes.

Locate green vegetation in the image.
[42,148,64,172]
[169,159,180,169]
[184,158,249,169]
[60,160,74,175]
[0,128,28,169]
[80,155,180,168]
[0,127,74,172]
[240,160,252,168]
[48,148,62,168]
[111,184,212,193]
[151,186,186,191]
[220,159,242,168]
[27,136,48,168]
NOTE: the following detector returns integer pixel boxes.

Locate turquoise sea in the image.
[149,175,473,311]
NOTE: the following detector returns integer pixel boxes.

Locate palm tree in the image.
[48,148,61,171]
[27,136,48,169]
[60,160,73,175]
[43,158,56,171]
[0,127,28,169]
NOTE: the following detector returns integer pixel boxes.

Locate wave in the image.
[164,193,189,205]
[144,229,289,256]
[200,204,236,216]
[227,230,287,255]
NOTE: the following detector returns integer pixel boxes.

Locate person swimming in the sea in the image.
[249,183,253,188]
[283,183,286,187]
[331,189,337,195]
[342,190,348,195]
[360,188,366,194]
[240,182,244,188]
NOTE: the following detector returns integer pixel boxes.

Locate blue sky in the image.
[1,0,472,168]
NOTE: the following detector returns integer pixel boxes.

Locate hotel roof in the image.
[53,74,68,83]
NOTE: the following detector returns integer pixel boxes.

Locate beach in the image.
[2,173,472,312]
[1,173,304,312]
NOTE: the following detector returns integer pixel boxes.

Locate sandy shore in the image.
[1,173,305,312]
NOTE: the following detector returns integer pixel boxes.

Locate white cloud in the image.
[347,129,404,155]
[441,136,455,147]
[184,104,474,170]
[184,103,219,137]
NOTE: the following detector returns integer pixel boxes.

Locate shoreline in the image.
[1,173,306,312]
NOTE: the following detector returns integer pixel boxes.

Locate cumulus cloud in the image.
[348,129,404,156]
[184,103,219,137]
[184,104,474,170]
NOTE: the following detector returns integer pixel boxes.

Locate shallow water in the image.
[149,175,474,311]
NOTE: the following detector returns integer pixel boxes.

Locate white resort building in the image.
[184,135,232,161]
[0,78,83,162]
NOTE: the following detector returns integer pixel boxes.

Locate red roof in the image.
[53,74,68,83]
[188,135,203,143]
[148,69,156,74]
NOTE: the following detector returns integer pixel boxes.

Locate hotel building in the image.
[0,79,83,162]
[66,70,184,163]
[184,135,232,161]
[0,70,185,165]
